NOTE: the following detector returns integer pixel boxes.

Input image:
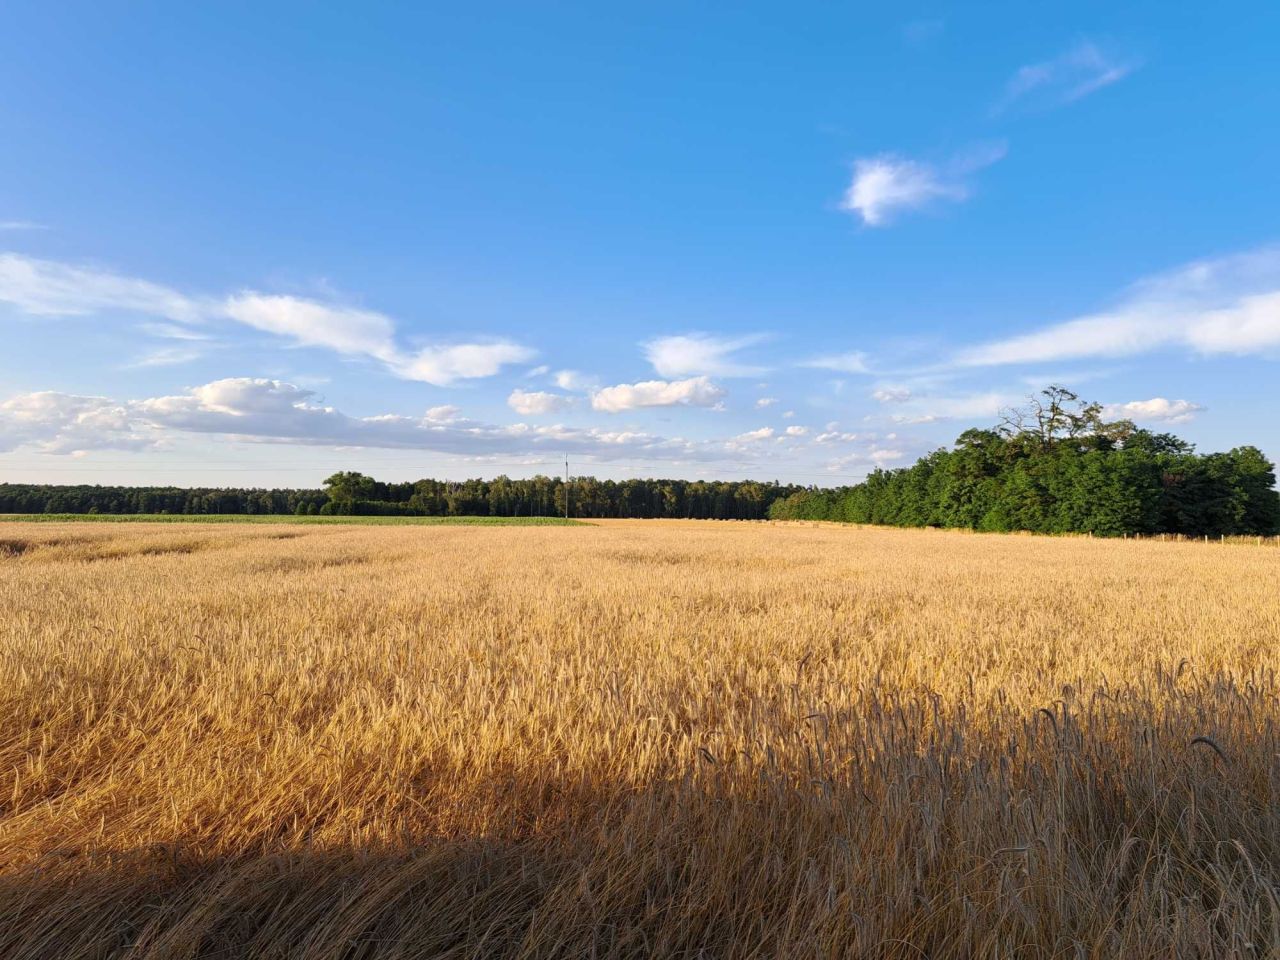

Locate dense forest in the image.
[769,386,1280,537]
[0,475,803,521]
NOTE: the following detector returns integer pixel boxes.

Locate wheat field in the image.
[2,519,1279,959]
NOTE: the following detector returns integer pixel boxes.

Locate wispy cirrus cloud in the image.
[0,220,48,231]
[994,40,1138,115]
[841,142,1006,226]
[0,253,535,386]
[955,247,1280,367]
[124,345,208,369]
[802,351,871,374]
[0,252,206,322]
[644,333,769,378]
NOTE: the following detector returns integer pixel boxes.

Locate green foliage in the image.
[769,387,1280,538]
[1,476,805,521]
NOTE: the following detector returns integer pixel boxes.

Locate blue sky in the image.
[2,2,1279,486]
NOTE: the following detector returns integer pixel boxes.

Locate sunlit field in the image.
[2,520,1279,959]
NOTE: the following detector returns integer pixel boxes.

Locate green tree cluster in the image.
[0,476,801,521]
[769,387,1280,537]
[317,474,797,520]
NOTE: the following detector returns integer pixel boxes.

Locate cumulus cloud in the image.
[784,425,809,437]
[755,397,778,408]
[1103,398,1204,423]
[507,389,574,416]
[815,430,860,444]
[995,41,1138,115]
[644,333,768,378]
[0,391,152,454]
[825,448,906,474]
[840,144,1005,226]
[590,376,726,413]
[0,377,727,462]
[955,247,1280,366]
[733,427,774,442]
[394,342,537,386]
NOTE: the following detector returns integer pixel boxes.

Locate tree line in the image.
[0,475,805,521]
[769,386,1280,537]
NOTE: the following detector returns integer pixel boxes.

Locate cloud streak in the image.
[840,143,1006,227]
[0,254,535,386]
[994,41,1137,115]
[955,248,1280,366]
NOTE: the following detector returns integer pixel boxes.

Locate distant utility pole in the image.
[564,454,571,519]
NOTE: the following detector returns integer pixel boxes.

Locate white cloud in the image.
[755,397,778,408]
[0,391,151,454]
[841,157,962,227]
[0,221,47,231]
[507,389,574,416]
[734,427,774,442]
[644,333,768,378]
[224,293,398,362]
[1,377,732,462]
[553,369,598,391]
[425,405,461,422]
[591,376,726,413]
[886,391,1014,424]
[802,351,870,374]
[125,345,206,369]
[1103,398,1203,423]
[394,342,537,386]
[525,364,550,378]
[0,253,203,322]
[955,248,1280,366]
[995,41,1138,115]
[784,425,809,437]
[0,254,535,386]
[140,322,212,341]
[840,144,1005,227]
[228,293,537,386]
[872,387,912,403]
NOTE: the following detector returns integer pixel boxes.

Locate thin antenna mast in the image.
[564,454,571,519]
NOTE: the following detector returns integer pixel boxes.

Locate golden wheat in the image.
[2,520,1279,958]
